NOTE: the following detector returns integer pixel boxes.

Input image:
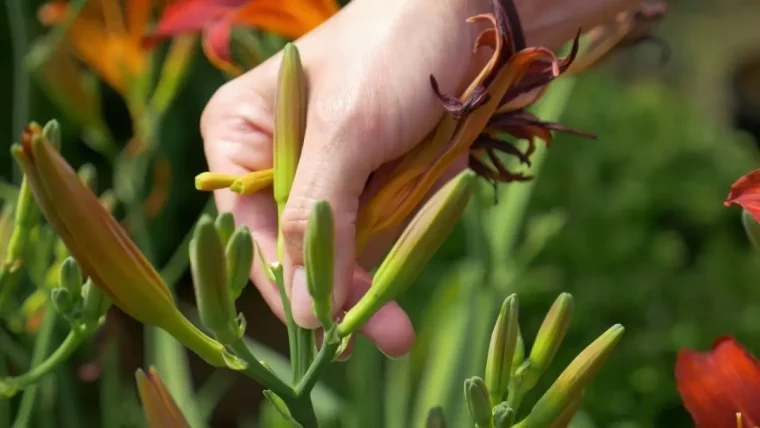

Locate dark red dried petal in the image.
[430,76,490,119]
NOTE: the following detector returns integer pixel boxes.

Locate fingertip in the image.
[291,266,321,329]
[360,301,415,359]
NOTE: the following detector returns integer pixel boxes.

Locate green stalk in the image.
[4,0,29,181]
[294,339,339,397]
[227,338,295,400]
[0,181,19,202]
[100,339,120,428]
[0,178,39,314]
[271,264,298,379]
[57,364,84,428]
[0,354,9,428]
[10,306,56,428]
[5,328,85,393]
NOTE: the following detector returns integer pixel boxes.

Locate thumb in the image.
[280,105,384,329]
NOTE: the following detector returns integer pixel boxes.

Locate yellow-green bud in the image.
[214,213,236,247]
[516,325,624,428]
[465,376,493,428]
[51,287,75,317]
[77,164,97,192]
[523,293,573,390]
[492,403,515,428]
[190,215,241,344]
[42,119,61,150]
[81,279,111,326]
[195,172,237,191]
[338,170,476,336]
[513,330,525,374]
[226,226,254,300]
[485,294,519,406]
[304,201,334,329]
[59,257,83,297]
[425,407,447,428]
[273,43,306,258]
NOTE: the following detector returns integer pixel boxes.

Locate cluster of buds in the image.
[450,293,623,428]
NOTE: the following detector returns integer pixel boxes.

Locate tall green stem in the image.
[10,306,56,428]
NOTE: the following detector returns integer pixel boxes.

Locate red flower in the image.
[675,336,760,428]
[143,0,340,74]
[725,169,760,224]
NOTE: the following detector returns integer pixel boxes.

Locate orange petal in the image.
[143,0,240,48]
[231,0,339,41]
[675,336,760,428]
[725,170,760,224]
[127,0,153,39]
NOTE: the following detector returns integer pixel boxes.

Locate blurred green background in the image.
[2,0,760,427]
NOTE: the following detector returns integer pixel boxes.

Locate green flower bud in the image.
[516,325,624,428]
[338,170,476,336]
[273,42,306,258]
[226,226,254,300]
[81,279,111,326]
[465,376,493,428]
[190,215,241,344]
[77,164,98,192]
[523,293,573,390]
[425,407,447,428]
[486,294,519,405]
[304,201,335,329]
[262,390,302,427]
[492,402,515,428]
[59,257,83,297]
[51,287,75,316]
[42,119,61,150]
[513,331,525,374]
[214,213,236,248]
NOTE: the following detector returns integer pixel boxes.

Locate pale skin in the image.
[201,0,641,357]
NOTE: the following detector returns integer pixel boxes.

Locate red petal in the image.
[676,336,760,428]
[725,170,760,224]
[201,19,241,75]
[142,0,244,48]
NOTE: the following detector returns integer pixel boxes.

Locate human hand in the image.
[201,0,642,357]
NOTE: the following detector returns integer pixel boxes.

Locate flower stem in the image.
[271,264,300,380]
[227,337,294,400]
[9,306,57,428]
[295,339,339,397]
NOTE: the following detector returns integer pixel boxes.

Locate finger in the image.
[200,80,286,320]
[347,270,415,358]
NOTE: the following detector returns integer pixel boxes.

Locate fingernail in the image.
[291,266,320,328]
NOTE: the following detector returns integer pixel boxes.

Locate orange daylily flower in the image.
[675,336,760,428]
[143,0,340,74]
[136,367,190,428]
[725,169,760,223]
[38,0,153,97]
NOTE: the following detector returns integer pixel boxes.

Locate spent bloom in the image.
[144,0,340,74]
[676,337,760,428]
[12,122,241,369]
[354,0,595,251]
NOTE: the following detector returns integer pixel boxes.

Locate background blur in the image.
[2,0,760,427]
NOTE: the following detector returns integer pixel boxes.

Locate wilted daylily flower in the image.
[143,0,340,74]
[12,122,242,369]
[354,0,595,251]
[37,0,153,98]
[675,336,760,428]
[136,367,190,428]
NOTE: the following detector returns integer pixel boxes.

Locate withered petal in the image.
[676,336,760,428]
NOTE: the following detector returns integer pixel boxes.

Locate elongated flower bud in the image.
[230,170,275,195]
[465,376,492,427]
[523,293,573,390]
[190,215,241,344]
[51,287,75,317]
[425,407,447,428]
[214,213,235,247]
[59,257,83,297]
[136,367,190,428]
[338,170,476,336]
[195,172,238,191]
[226,226,254,300]
[486,294,519,405]
[12,122,242,369]
[81,279,111,326]
[492,402,515,428]
[304,201,335,329]
[273,43,307,257]
[515,325,624,428]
